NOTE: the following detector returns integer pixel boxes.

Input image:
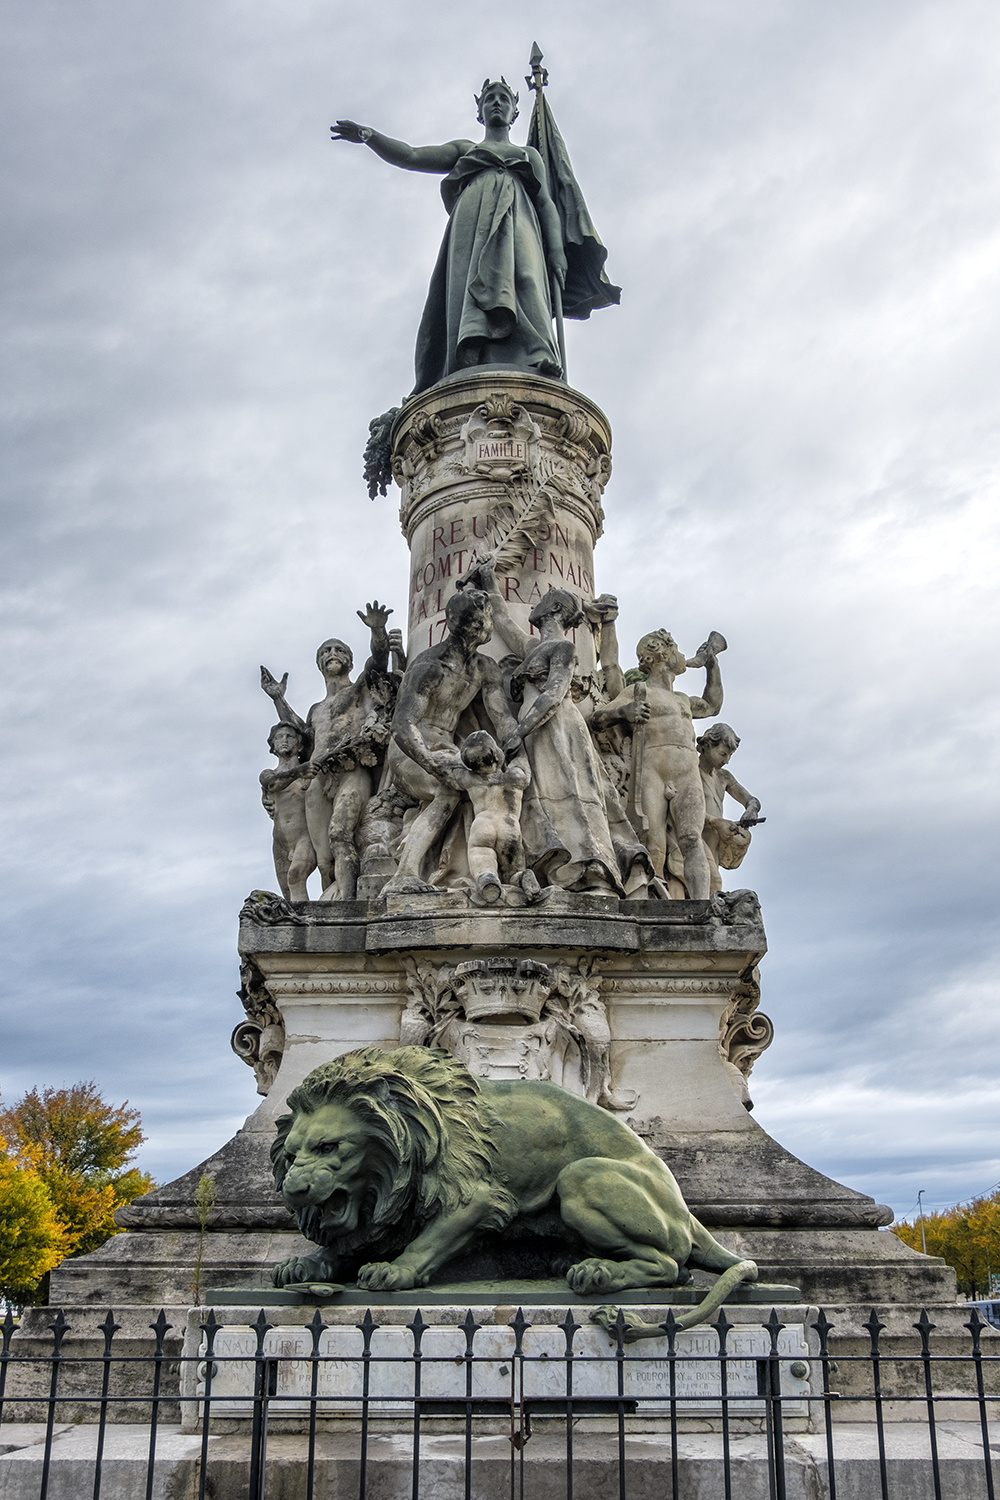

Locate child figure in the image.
[696,722,764,894]
[440,731,541,905]
[260,722,317,902]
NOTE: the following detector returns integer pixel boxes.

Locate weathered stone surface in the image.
[59,885,952,1307]
[47,1229,309,1306]
[237,890,769,957]
[392,373,611,663]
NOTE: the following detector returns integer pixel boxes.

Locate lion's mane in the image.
[271,1046,517,1263]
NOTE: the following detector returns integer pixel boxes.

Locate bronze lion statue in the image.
[270,1046,757,1322]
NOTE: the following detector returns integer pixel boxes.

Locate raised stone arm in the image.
[456,554,533,659]
[686,651,724,719]
[685,632,726,718]
[260,667,310,742]
[356,600,393,683]
[585,594,624,701]
[388,628,407,674]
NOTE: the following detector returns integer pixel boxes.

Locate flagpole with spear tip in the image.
[526,42,568,382]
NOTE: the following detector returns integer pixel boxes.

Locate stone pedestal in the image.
[51,889,955,1310]
[392,371,610,669]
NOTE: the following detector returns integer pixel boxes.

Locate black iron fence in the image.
[0,1303,997,1499]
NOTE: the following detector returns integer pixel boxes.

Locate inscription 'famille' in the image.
[477,440,524,461]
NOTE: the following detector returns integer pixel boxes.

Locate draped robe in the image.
[413,144,562,393]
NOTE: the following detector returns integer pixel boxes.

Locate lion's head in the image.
[271,1046,513,1265]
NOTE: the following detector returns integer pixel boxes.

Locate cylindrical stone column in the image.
[391,371,612,673]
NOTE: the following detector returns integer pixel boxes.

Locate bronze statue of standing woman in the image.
[333,72,618,393]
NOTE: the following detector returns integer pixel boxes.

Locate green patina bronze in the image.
[270,1046,757,1329]
[332,51,619,393]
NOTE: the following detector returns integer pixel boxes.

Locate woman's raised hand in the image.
[331,120,371,144]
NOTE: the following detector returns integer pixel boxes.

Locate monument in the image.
[14,46,973,1466]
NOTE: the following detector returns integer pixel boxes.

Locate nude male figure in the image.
[592,629,724,900]
[438,730,540,904]
[260,722,317,902]
[260,602,395,901]
[388,589,518,892]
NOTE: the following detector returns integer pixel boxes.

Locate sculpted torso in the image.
[640,683,699,771]
[308,681,371,760]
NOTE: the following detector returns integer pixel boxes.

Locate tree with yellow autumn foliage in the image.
[0,1156,66,1307]
[894,1186,1000,1298]
[0,1082,155,1305]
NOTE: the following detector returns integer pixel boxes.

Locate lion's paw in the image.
[271,1254,335,1289]
[357,1260,417,1292]
[566,1258,628,1295]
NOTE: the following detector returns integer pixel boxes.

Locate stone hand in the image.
[260,665,288,699]
[331,120,372,144]
[550,249,568,289]
[387,627,404,652]
[584,593,618,625]
[455,553,495,591]
[626,701,650,725]
[357,600,393,630]
[502,731,524,762]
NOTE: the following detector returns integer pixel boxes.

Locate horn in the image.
[686,630,727,669]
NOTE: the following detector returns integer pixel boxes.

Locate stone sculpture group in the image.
[259,565,762,907]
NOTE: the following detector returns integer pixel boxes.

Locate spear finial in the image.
[526,42,548,96]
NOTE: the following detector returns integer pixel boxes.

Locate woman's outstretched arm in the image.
[332,120,469,174]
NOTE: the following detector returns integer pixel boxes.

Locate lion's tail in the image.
[592,1259,759,1344]
[669,1259,758,1332]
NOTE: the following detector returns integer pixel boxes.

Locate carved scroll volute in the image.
[556,406,591,452]
[232,957,285,1095]
[717,960,773,1110]
[230,1020,285,1096]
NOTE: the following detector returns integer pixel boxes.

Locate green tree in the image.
[0,1155,67,1307]
[0,1083,156,1299]
[894,1186,1000,1297]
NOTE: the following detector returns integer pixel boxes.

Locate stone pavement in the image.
[0,1421,994,1499]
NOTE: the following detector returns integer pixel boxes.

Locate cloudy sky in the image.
[3,0,999,1223]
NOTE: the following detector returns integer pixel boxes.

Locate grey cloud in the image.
[2,0,998,1213]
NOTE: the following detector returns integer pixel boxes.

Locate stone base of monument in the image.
[176,1300,818,1435]
[51,890,955,1314]
[4,1297,990,1432]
